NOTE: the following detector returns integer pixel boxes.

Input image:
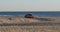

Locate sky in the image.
[0,0,60,11]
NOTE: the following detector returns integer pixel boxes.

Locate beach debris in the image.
[24,13,55,21]
[24,13,34,18]
[8,17,12,20]
[35,18,55,21]
[40,18,51,21]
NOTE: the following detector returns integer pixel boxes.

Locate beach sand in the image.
[0,16,60,32]
[0,16,60,23]
[0,16,40,23]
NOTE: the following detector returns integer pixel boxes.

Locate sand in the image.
[0,16,40,23]
[0,16,60,23]
[0,16,60,32]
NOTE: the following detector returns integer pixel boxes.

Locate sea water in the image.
[0,12,60,16]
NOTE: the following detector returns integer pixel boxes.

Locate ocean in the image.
[0,12,60,16]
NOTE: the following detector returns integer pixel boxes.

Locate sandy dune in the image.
[0,16,60,32]
[0,16,40,23]
[0,16,60,23]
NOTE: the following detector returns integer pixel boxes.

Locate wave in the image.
[0,15,21,16]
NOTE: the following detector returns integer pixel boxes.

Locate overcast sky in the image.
[0,0,60,11]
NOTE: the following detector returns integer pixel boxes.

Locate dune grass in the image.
[0,26,59,32]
